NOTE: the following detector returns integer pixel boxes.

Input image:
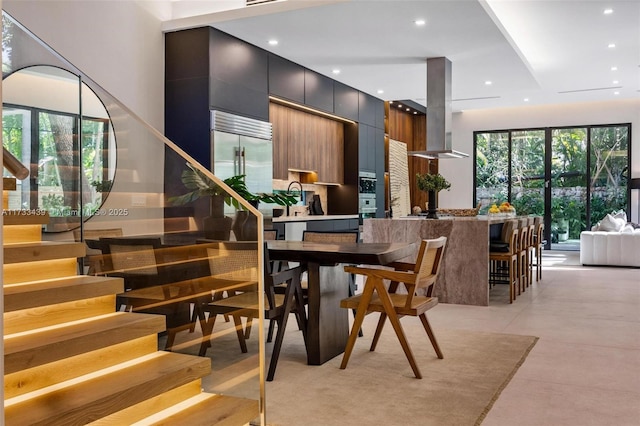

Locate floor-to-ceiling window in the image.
[474,124,631,250]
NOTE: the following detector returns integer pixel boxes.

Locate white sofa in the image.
[580,230,640,267]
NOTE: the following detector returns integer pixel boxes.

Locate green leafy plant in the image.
[91,179,112,193]
[169,163,297,209]
[416,173,451,193]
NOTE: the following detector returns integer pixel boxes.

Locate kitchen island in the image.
[272,214,359,241]
[362,216,516,306]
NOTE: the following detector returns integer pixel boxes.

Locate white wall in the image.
[439,98,640,218]
[3,0,165,131]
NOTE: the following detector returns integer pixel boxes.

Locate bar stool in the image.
[517,218,530,294]
[526,217,536,287]
[489,220,519,303]
[532,216,545,281]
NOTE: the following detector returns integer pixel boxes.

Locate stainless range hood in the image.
[408,57,468,159]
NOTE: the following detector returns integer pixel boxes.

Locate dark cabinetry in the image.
[209,30,269,121]
[334,82,359,121]
[304,69,334,113]
[268,54,304,104]
[358,92,377,127]
[358,124,384,174]
[306,219,359,233]
[165,27,269,171]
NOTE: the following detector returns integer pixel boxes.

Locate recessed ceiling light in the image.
[524,98,530,102]
[603,8,613,15]
[268,39,278,46]
[397,104,403,108]
[332,69,340,74]
[484,80,492,86]
[377,89,384,94]
[613,80,619,84]
[415,19,426,26]
[608,43,616,48]
[614,91,620,95]
[413,111,417,115]
[406,108,410,111]
[389,101,394,104]
[611,66,618,71]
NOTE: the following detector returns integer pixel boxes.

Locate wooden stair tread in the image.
[137,393,259,426]
[3,177,17,190]
[2,210,50,225]
[4,312,166,374]
[4,275,124,312]
[4,241,85,264]
[4,352,211,426]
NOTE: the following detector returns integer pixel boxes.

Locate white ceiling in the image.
[157,0,640,112]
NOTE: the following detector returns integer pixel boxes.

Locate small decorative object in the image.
[416,172,451,219]
[489,202,516,217]
[438,203,482,217]
[412,206,422,215]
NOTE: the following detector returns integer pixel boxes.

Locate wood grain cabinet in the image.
[270,103,289,180]
[270,102,344,184]
[315,118,344,184]
[288,108,314,172]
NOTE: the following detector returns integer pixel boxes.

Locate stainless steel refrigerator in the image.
[210,110,273,215]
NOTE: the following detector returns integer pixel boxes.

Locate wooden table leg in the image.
[305,262,349,365]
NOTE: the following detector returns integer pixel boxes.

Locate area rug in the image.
[263,324,538,426]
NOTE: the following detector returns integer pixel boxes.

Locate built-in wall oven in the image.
[359,171,377,219]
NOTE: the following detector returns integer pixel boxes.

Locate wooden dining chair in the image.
[489,223,519,303]
[98,236,193,350]
[73,228,123,275]
[198,243,307,381]
[339,237,447,379]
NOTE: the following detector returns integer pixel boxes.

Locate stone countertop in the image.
[395,215,527,224]
[272,214,359,223]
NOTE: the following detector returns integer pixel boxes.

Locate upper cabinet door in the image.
[304,69,334,113]
[358,91,376,126]
[268,54,305,104]
[334,81,359,121]
[209,30,268,93]
[209,29,269,120]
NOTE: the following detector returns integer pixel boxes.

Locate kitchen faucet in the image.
[286,180,303,216]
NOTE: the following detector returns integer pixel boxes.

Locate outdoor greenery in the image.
[476,125,629,243]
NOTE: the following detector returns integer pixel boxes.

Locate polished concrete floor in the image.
[429,251,640,425]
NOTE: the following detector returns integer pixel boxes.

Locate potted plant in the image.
[170,163,297,240]
[416,172,451,219]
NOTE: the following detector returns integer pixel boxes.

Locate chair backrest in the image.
[206,241,259,282]
[99,237,162,275]
[413,237,447,294]
[302,230,358,243]
[536,221,545,245]
[518,218,530,251]
[264,229,279,240]
[500,220,519,243]
[73,228,123,256]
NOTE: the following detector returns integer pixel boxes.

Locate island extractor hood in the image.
[408,57,468,159]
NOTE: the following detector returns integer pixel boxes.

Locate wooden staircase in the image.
[3,211,260,425]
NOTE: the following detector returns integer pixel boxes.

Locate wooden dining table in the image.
[267,240,417,365]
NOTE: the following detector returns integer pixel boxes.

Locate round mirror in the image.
[2,65,116,231]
